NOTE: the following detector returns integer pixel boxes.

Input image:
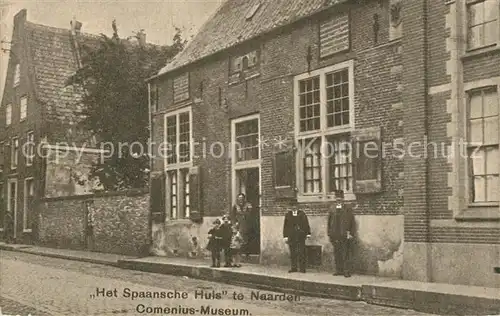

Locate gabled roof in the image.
[157,0,347,77]
[24,21,100,132]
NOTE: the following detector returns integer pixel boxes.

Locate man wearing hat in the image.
[283,202,311,273]
[327,190,355,277]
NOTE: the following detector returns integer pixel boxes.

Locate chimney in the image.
[70,18,83,35]
[14,9,27,25]
[137,30,146,47]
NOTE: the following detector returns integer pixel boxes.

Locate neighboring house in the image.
[0,9,102,244]
[148,0,499,288]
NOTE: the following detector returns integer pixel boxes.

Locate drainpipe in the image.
[147,82,153,253]
[422,0,433,283]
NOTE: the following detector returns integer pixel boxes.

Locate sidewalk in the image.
[1,242,499,315]
[0,242,134,266]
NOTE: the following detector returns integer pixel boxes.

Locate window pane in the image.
[166,116,177,164]
[299,77,321,132]
[484,0,498,22]
[483,90,499,117]
[235,119,259,162]
[470,148,486,175]
[484,117,498,144]
[484,21,498,46]
[469,119,483,144]
[468,25,483,49]
[473,176,486,202]
[326,69,350,128]
[486,175,499,202]
[302,138,322,193]
[327,134,352,192]
[468,2,484,26]
[469,93,483,118]
[486,146,499,174]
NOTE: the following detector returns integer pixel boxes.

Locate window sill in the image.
[462,44,500,60]
[455,205,500,221]
[297,192,355,203]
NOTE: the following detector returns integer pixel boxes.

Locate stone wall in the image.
[38,189,149,256]
[44,148,102,198]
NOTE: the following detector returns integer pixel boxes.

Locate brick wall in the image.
[401,0,429,244]
[150,0,406,275]
[38,190,149,256]
[152,0,404,218]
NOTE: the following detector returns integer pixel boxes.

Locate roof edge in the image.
[151,0,350,81]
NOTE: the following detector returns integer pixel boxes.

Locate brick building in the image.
[402,0,499,288]
[147,0,499,287]
[0,10,102,244]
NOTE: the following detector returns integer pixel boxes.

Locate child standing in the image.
[219,215,233,267]
[207,219,222,267]
[230,223,244,268]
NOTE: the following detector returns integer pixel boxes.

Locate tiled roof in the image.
[157,0,347,76]
[25,21,101,142]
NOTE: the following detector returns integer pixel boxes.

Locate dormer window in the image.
[230,50,259,74]
[229,50,260,85]
[14,64,20,87]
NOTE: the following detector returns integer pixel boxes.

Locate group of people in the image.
[206,193,252,268]
[283,190,355,277]
[206,190,356,277]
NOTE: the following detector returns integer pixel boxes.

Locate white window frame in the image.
[14,64,20,87]
[294,60,355,203]
[230,114,262,204]
[164,106,193,220]
[26,131,34,166]
[464,85,500,207]
[7,178,18,239]
[11,137,18,170]
[6,104,12,126]
[23,177,34,232]
[20,96,27,121]
[465,0,500,51]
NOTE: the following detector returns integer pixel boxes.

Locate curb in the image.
[362,284,500,316]
[118,259,362,301]
[0,244,120,267]
[3,245,499,315]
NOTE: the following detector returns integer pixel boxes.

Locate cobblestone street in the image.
[0,250,435,316]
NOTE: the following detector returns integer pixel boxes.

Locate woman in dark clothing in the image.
[230,193,253,256]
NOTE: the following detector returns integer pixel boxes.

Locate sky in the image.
[0,0,224,103]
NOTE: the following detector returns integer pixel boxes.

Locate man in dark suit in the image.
[283,205,311,273]
[327,190,355,277]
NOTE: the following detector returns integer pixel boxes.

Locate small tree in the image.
[68,21,185,191]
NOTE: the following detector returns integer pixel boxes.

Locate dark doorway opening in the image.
[235,167,260,254]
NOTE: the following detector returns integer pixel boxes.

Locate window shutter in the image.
[352,127,382,194]
[150,173,166,222]
[274,147,297,199]
[173,73,190,103]
[189,166,203,223]
[319,12,350,58]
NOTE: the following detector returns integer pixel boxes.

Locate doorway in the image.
[235,167,260,254]
[7,179,17,241]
